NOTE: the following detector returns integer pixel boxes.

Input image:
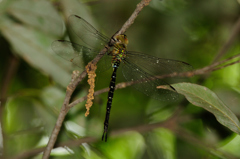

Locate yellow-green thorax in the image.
[110,34,128,64]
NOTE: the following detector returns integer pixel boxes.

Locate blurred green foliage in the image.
[0,0,240,158]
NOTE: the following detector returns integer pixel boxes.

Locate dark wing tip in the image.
[57,40,65,42]
[181,61,194,68]
[74,15,81,19]
[51,40,66,47]
[68,15,81,23]
[181,61,191,66]
[170,85,176,91]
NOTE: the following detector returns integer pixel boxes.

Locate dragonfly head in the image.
[114,34,128,47]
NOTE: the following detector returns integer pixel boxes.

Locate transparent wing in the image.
[122,51,193,101]
[52,40,100,68]
[125,51,192,76]
[68,15,110,50]
[122,60,179,101]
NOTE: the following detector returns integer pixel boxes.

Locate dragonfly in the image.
[52,15,192,142]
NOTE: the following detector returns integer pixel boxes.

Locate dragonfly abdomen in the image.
[102,61,120,141]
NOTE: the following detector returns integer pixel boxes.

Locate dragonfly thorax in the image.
[110,34,128,64]
[110,44,127,64]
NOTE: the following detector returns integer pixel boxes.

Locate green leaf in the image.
[8,0,64,37]
[40,86,65,110]
[219,134,240,157]
[151,128,176,159]
[97,132,145,159]
[4,97,43,155]
[0,17,78,87]
[169,83,240,134]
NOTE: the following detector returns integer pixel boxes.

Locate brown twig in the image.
[175,127,239,159]
[116,0,151,35]
[67,53,240,108]
[211,59,240,72]
[42,0,152,158]
[11,107,238,159]
[212,16,240,63]
[11,113,178,159]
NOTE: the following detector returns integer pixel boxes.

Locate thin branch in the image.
[11,114,178,159]
[209,53,240,70]
[194,53,240,74]
[12,108,238,159]
[42,0,152,158]
[211,59,240,72]
[175,127,239,159]
[117,0,151,35]
[68,53,240,108]
[212,16,240,63]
